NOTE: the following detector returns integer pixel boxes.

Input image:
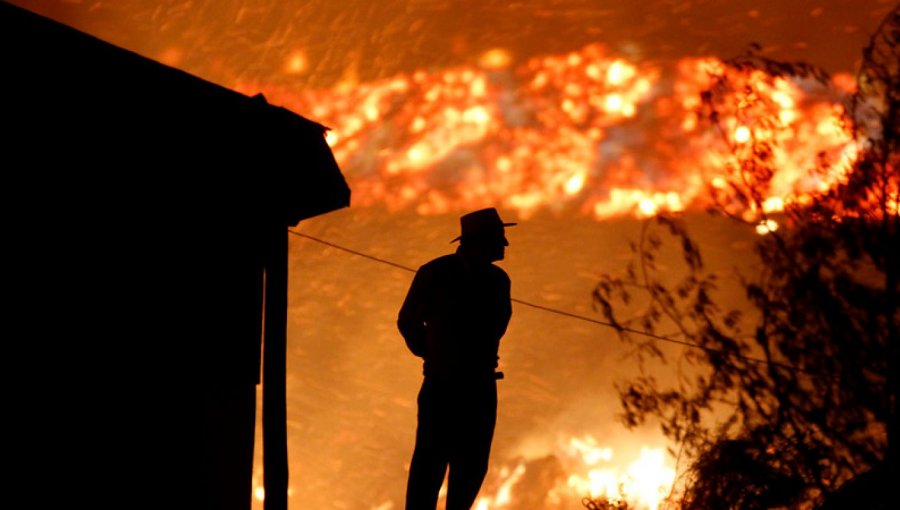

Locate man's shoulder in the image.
[419,254,458,271]
[419,255,509,284]
[487,263,510,284]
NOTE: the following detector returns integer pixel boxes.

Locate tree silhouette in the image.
[593,6,897,509]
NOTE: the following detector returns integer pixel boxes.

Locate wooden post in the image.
[263,223,289,510]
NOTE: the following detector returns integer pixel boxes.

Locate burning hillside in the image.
[237,43,858,232]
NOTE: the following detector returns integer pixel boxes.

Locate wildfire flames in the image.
[237,43,858,234]
[253,435,677,510]
[235,41,861,509]
[472,437,676,510]
[13,0,884,510]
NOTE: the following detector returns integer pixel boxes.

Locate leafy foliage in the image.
[593,7,899,509]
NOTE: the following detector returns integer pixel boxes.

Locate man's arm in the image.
[398,267,429,357]
[495,272,512,340]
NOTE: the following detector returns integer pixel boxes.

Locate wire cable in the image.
[288,229,809,374]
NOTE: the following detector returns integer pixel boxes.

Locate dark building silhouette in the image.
[2,3,350,509]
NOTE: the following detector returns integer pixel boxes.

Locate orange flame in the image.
[236,43,856,226]
[468,435,677,510]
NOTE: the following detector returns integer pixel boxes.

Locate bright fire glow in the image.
[467,435,677,510]
[480,48,513,70]
[283,49,308,75]
[563,437,676,510]
[238,42,856,224]
[755,219,779,235]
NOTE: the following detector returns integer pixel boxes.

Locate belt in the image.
[424,370,505,381]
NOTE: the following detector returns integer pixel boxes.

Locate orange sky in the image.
[11,0,894,91]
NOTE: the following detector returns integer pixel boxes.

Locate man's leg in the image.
[406,380,449,510]
[446,382,497,510]
[405,435,447,509]
[445,444,491,510]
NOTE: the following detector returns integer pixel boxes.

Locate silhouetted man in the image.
[398,207,515,510]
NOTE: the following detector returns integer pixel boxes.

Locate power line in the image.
[509,298,697,347]
[291,230,417,273]
[287,229,807,375]
[289,230,679,339]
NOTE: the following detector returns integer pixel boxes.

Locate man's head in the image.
[452,208,516,262]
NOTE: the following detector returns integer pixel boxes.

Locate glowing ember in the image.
[755,219,779,235]
[734,126,751,144]
[283,49,308,75]
[480,48,513,70]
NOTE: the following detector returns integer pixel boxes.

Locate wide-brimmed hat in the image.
[450,207,517,243]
